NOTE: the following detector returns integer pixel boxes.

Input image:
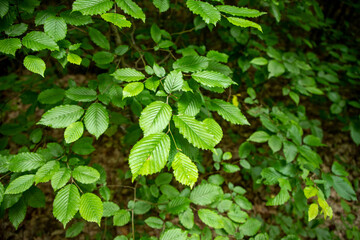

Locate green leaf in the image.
[186,0,220,25]
[178,92,202,116]
[5,23,28,37]
[9,152,45,172]
[35,160,60,184]
[173,55,209,73]
[72,137,95,155]
[123,82,144,99]
[248,131,270,143]
[22,31,59,51]
[65,222,85,238]
[0,38,21,56]
[190,183,222,205]
[198,209,224,229]
[9,198,26,230]
[80,193,103,226]
[207,50,228,63]
[303,186,318,199]
[167,196,190,214]
[101,13,131,28]
[38,88,65,104]
[5,174,35,194]
[67,53,82,65]
[289,91,300,105]
[72,166,100,184]
[66,87,97,102]
[172,152,198,188]
[115,0,145,22]
[192,71,234,88]
[103,201,120,217]
[73,0,113,15]
[150,24,161,43]
[268,135,282,152]
[129,132,170,180]
[113,209,130,226]
[84,103,109,139]
[88,27,110,50]
[283,141,298,163]
[250,57,268,65]
[303,135,324,147]
[93,51,114,64]
[44,16,67,42]
[179,208,194,229]
[331,161,348,177]
[145,216,163,229]
[217,5,266,18]
[0,0,9,17]
[268,60,285,78]
[60,10,93,26]
[227,17,262,32]
[51,167,71,191]
[153,0,169,12]
[164,70,183,94]
[331,175,357,201]
[308,203,318,221]
[208,99,249,125]
[139,101,172,136]
[239,218,262,236]
[53,184,80,227]
[23,55,46,77]
[160,229,187,240]
[266,188,290,206]
[350,120,360,145]
[173,115,215,150]
[228,205,248,223]
[203,118,223,146]
[0,183,4,205]
[38,105,84,128]
[112,68,145,82]
[64,121,84,143]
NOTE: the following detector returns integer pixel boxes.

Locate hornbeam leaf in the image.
[0,38,21,56]
[139,101,172,136]
[72,166,100,184]
[23,55,46,77]
[208,99,249,125]
[186,0,220,25]
[22,31,59,51]
[112,68,145,82]
[88,27,110,50]
[79,193,103,226]
[217,5,266,18]
[227,17,263,32]
[73,0,113,15]
[129,132,170,180]
[84,103,109,139]
[60,10,93,26]
[35,160,60,184]
[172,152,198,188]
[164,70,183,94]
[44,16,67,42]
[190,183,222,205]
[123,82,144,99]
[38,105,84,128]
[64,121,84,143]
[203,118,223,146]
[153,0,170,12]
[115,0,145,22]
[192,71,235,88]
[53,184,80,227]
[173,115,215,150]
[5,174,35,194]
[65,87,97,102]
[173,56,209,73]
[9,152,46,172]
[101,13,131,28]
[51,168,71,191]
[198,209,224,229]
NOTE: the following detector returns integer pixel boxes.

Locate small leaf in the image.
[72,166,100,184]
[227,17,262,32]
[139,101,172,136]
[53,184,80,227]
[22,31,59,51]
[145,216,163,229]
[186,0,220,25]
[160,229,187,240]
[73,0,113,15]
[217,5,266,18]
[123,82,144,99]
[203,118,223,146]
[150,24,161,43]
[35,160,60,184]
[190,183,222,206]
[192,71,234,89]
[65,222,85,238]
[268,60,285,78]
[38,88,65,104]
[308,203,318,221]
[0,38,22,56]
[208,99,249,125]
[84,103,109,139]
[88,27,110,50]
[248,131,270,143]
[9,198,26,230]
[113,209,130,226]
[93,51,114,64]
[198,209,224,229]
[64,121,84,143]
[51,168,71,191]
[79,193,103,226]
[60,10,93,26]
[23,55,46,77]
[179,208,194,229]
[173,55,209,73]
[101,13,131,28]
[38,105,84,128]
[268,135,282,152]
[44,16,67,42]
[115,0,145,22]
[72,137,95,155]
[67,53,82,65]
[9,152,45,172]
[5,174,35,194]
[250,57,268,65]
[66,87,97,102]
[153,0,170,12]
[172,152,198,188]
[239,218,262,236]
[164,70,183,94]
[112,68,145,82]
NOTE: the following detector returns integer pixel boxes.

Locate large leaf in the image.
[331,175,357,201]
[9,198,26,230]
[44,16,67,42]
[23,55,46,77]
[179,208,194,229]
[203,118,223,146]
[173,56,209,73]
[217,5,266,18]
[186,0,220,25]
[139,101,172,136]
[5,174,35,194]
[22,31,59,51]
[268,60,285,78]
[51,167,71,191]
[0,38,21,56]
[198,209,224,229]
[64,121,84,143]
[101,13,131,28]
[88,27,110,50]
[115,0,145,22]
[192,71,234,88]
[79,193,103,226]
[227,17,262,32]
[38,88,65,104]
[177,92,202,116]
[9,152,45,172]
[172,152,198,188]
[153,0,170,12]
[190,183,222,205]
[173,115,215,150]
[112,68,145,82]
[72,0,113,15]
[72,166,100,184]
[84,103,109,139]
[65,87,97,102]
[208,99,249,125]
[164,70,183,94]
[35,160,60,184]
[129,132,170,180]
[53,184,80,227]
[38,105,84,128]
[167,196,191,214]
[60,10,93,26]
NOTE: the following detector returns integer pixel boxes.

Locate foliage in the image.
[0,0,359,239]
